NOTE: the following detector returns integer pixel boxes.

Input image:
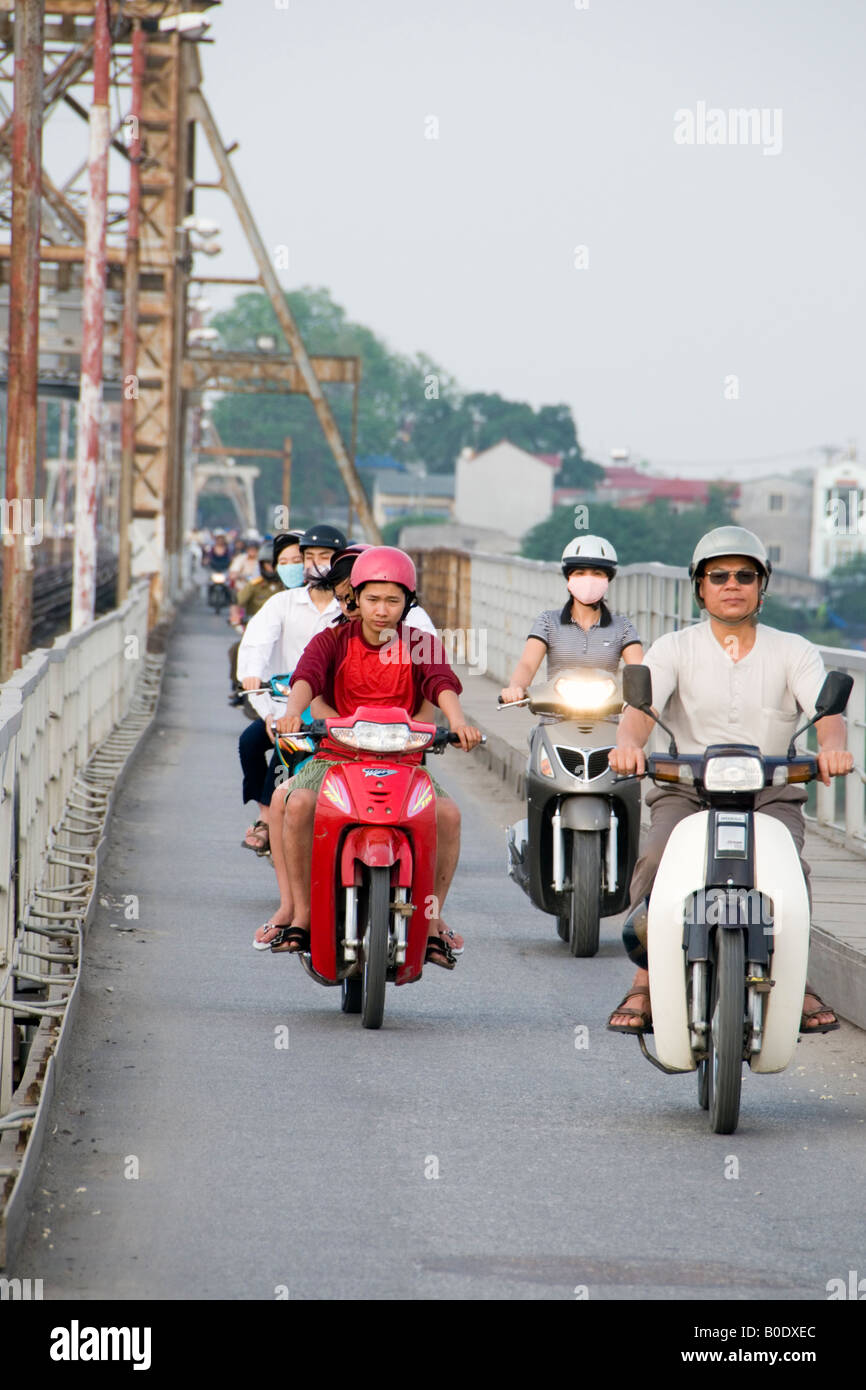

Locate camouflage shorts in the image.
[288,757,447,800]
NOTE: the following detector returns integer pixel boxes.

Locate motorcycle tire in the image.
[361,865,390,1030]
[697,1058,709,1110]
[341,977,362,1014]
[708,929,745,1134]
[569,831,601,958]
[556,915,569,942]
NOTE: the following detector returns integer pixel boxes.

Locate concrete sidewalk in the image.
[457,668,866,1032]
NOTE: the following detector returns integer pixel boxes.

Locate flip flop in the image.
[252,922,283,952]
[799,995,840,1034]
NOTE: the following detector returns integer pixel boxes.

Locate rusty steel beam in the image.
[0,241,125,263]
[181,351,361,394]
[118,20,144,604]
[188,88,381,544]
[71,0,109,631]
[1,0,42,680]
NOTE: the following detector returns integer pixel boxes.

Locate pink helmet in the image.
[350,546,416,592]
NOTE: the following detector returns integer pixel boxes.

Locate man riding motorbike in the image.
[607,526,853,1036]
[267,547,483,969]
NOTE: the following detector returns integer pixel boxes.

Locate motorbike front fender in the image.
[749,813,809,1073]
[559,796,610,832]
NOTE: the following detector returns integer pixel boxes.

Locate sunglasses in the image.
[704,569,760,586]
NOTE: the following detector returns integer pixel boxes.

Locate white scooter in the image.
[621,664,852,1134]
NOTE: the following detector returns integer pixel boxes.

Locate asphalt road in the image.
[10,601,866,1301]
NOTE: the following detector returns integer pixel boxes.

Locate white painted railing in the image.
[0,582,150,1115]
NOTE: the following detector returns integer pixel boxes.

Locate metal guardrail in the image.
[0,582,149,1121]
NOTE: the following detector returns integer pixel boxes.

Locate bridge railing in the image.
[0,582,150,1115]
[410,547,866,849]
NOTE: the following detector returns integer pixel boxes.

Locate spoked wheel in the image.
[708,929,746,1134]
[341,977,362,1013]
[361,866,390,1030]
[568,831,601,958]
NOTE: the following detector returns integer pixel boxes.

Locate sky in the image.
[48,0,866,479]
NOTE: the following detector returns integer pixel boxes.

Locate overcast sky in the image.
[114,2,866,475]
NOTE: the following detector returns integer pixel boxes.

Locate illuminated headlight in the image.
[704,756,764,792]
[329,721,432,753]
[554,676,617,710]
[538,747,554,778]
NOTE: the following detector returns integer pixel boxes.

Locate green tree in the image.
[207,287,599,524]
[521,485,737,565]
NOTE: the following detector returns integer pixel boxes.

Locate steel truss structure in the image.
[0,0,377,659]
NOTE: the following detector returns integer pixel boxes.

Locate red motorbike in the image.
[281,705,478,1029]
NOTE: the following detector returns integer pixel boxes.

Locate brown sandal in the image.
[799,991,840,1034]
[242,820,270,854]
[607,990,653,1035]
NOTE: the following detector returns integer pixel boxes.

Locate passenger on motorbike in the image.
[268,547,482,968]
[607,526,853,1035]
[248,544,444,947]
[236,526,343,855]
[499,535,644,707]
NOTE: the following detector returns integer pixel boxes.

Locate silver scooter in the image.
[503,668,642,956]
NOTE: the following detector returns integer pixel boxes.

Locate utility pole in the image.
[71,0,110,631]
[117,20,144,604]
[1,0,43,681]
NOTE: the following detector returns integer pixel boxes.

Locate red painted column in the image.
[1,0,43,679]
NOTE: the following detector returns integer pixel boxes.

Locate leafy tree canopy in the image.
[521,486,736,566]
[206,287,599,524]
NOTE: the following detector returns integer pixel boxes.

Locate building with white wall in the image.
[454,441,558,540]
[809,453,866,578]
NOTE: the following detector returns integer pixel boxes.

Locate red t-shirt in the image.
[291,622,462,758]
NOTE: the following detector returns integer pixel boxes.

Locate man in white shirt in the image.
[607,527,853,1036]
[237,524,346,722]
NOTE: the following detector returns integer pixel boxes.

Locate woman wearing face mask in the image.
[499,536,644,706]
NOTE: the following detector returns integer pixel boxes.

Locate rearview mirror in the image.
[623,664,653,711]
[814,670,853,720]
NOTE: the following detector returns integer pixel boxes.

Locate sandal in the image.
[242,820,269,854]
[799,991,840,1034]
[270,926,310,955]
[425,936,457,970]
[252,922,284,952]
[607,990,653,1035]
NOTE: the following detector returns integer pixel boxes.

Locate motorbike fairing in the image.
[309,761,437,986]
[648,809,810,1073]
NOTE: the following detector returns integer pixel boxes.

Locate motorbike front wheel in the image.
[708,929,746,1134]
[569,831,601,958]
[341,977,362,1013]
[361,866,390,1029]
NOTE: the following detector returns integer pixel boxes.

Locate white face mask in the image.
[567,573,609,605]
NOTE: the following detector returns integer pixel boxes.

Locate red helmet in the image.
[350,546,416,592]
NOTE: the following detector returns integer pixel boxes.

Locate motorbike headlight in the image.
[329,721,432,753]
[703,756,764,792]
[554,676,618,710]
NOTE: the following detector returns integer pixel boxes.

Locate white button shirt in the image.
[237,586,340,720]
[644,620,826,757]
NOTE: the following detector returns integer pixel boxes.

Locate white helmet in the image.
[561,534,618,577]
[689,526,771,610]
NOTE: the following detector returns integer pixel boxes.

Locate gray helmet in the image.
[689,526,771,609]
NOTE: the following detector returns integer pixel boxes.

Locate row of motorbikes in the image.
[227,603,854,1133]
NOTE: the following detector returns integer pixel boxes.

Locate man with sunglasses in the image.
[607,526,853,1036]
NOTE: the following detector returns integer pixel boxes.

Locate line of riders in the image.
[218,519,852,1034]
